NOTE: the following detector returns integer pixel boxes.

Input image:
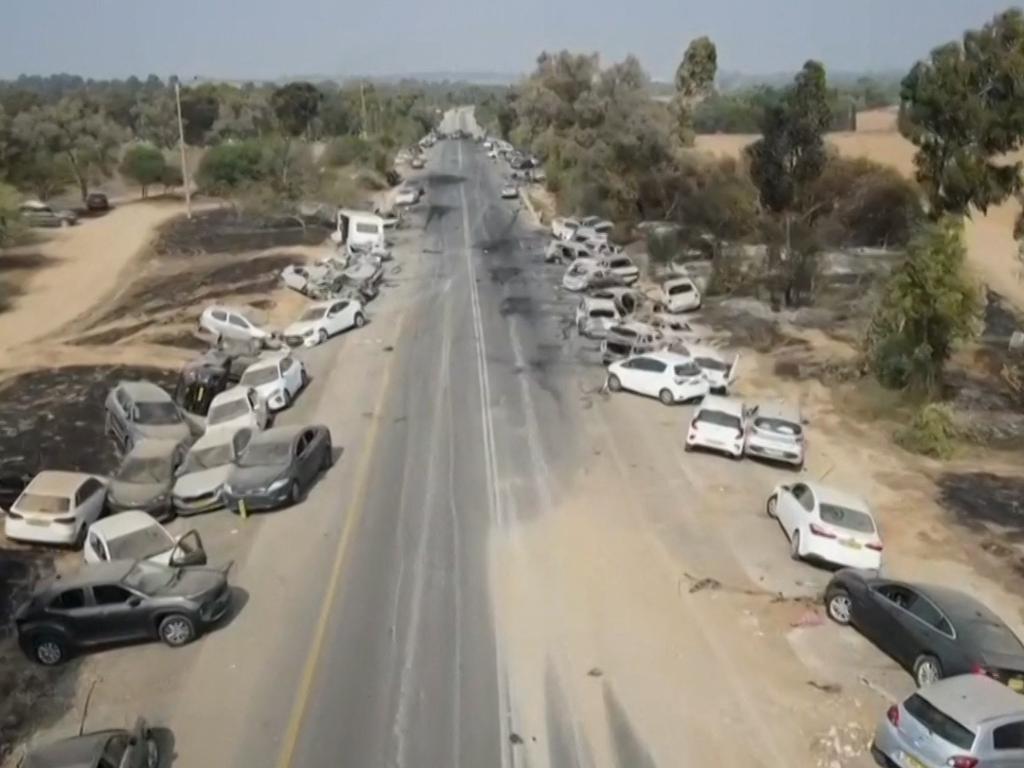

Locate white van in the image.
[331,210,386,251]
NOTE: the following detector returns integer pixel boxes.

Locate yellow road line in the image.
[276,304,412,768]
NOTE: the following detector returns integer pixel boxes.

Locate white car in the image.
[590,286,642,316]
[238,353,307,412]
[552,217,580,240]
[199,306,271,343]
[601,321,662,364]
[644,313,711,345]
[5,471,107,546]
[544,239,593,264]
[487,149,498,159]
[574,297,622,339]
[579,216,613,236]
[395,186,420,206]
[745,402,806,468]
[500,185,519,199]
[688,345,739,393]
[766,482,883,570]
[657,277,702,313]
[283,299,367,347]
[173,426,253,516]
[206,387,269,432]
[482,140,493,149]
[281,263,331,294]
[601,255,639,286]
[607,351,709,405]
[84,511,206,567]
[685,396,747,458]
[562,258,605,292]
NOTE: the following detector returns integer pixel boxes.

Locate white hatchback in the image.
[84,511,206,567]
[199,305,271,343]
[658,277,702,313]
[607,351,709,405]
[685,396,747,458]
[5,471,107,547]
[688,345,739,394]
[238,354,307,412]
[283,299,367,347]
[766,482,883,570]
[206,387,269,433]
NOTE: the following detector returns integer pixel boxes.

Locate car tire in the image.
[317,329,328,345]
[825,587,853,625]
[288,480,302,506]
[913,655,943,688]
[790,530,802,561]
[281,389,292,409]
[31,634,67,666]
[300,367,309,388]
[158,614,196,647]
[766,495,778,519]
[607,375,622,392]
[354,312,367,328]
[322,444,333,470]
[658,389,674,406]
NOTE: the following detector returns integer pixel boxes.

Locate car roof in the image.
[191,425,247,450]
[754,401,801,424]
[246,424,310,447]
[23,730,124,768]
[88,510,160,540]
[124,438,181,459]
[916,674,1024,727]
[25,471,95,496]
[43,560,136,591]
[697,395,744,416]
[645,350,696,366]
[210,386,252,406]
[804,482,871,513]
[117,380,173,402]
[909,584,1006,626]
[244,354,288,372]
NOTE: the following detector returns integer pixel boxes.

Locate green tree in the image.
[673,36,718,142]
[271,82,322,138]
[0,181,24,246]
[197,141,268,193]
[178,85,220,145]
[119,144,167,197]
[131,91,179,148]
[868,217,980,394]
[900,9,1024,216]
[211,88,275,142]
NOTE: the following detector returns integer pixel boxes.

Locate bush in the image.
[324,136,372,167]
[197,141,268,192]
[895,403,958,459]
[119,144,167,197]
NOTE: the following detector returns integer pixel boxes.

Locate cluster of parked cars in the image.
[546,210,1024,766]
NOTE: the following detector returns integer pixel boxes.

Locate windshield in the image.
[15,493,70,513]
[116,456,173,484]
[819,503,875,534]
[903,695,975,751]
[240,367,279,387]
[208,398,250,425]
[181,443,235,473]
[695,356,730,373]
[107,526,171,561]
[238,441,292,468]
[669,283,694,295]
[754,417,802,438]
[123,560,175,593]
[695,410,741,430]
[300,307,328,321]
[136,401,182,425]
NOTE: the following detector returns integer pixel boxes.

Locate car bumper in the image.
[199,589,232,624]
[871,720,938,768]
[671,380,710,402]
[803,535,882,571]
[224,485,292,513]
[5,517,79,545]
[686,433,743,458]
[107,497,174,522]
[666,299,701,313]
[745,439,803,466]
[172,492,225,516]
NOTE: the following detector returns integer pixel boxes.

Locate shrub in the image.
[894,403,958,459]
[197,141,268,192]
[119,144,167,198]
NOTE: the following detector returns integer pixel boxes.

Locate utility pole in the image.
[360,82,368,138]
[174,81,192,219]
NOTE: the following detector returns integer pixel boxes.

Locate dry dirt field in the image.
[695,109,1024,312]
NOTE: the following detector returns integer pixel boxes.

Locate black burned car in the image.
[223,424,333,512]
[23,718,159,768]
[16,559,232,665]
[825,569,1024,690]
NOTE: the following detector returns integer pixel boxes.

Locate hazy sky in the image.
[1,0,1019,81]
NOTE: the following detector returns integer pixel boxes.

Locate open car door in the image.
[728,353,741,387]
[168,530,207,567]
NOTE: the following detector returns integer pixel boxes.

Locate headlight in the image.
[266,478,290,492]
[303,328,315,336]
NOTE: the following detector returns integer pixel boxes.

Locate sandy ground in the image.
[695,114,1024,312]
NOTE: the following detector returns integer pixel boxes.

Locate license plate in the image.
[902,754,925,768]
[26,518,50,526]
[1010,678,1024,692]
[842,539,862,550]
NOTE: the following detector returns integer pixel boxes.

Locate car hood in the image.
[284,320,320,337]
[174,465,233,497]
[136,422,192,442]
[156,567,227,600]
[250,380,284,399]
[228,463,290,492]
[108,479,169,507]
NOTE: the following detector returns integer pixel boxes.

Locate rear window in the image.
[695,410,741,431]
[904,694,975,751]
[695,356,729,373]
[674,362,701,377]
[819,503,875,534]
[355,222,380,235]
[591,309,615,319]
[136,401,182,425]
[754,417,802,437]
[16,493,71,513]
[669,283,694,295]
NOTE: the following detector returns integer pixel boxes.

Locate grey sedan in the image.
[105,381,193,453]
[223,424,332,512]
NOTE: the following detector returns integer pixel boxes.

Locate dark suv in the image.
[16,559,232,665]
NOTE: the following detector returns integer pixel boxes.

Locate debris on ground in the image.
[807,681,842,695]
[811,722,871,768]
[688,577,722,594]
[509,733,524,745]
[791,609,826,628]
[587,667,604,678]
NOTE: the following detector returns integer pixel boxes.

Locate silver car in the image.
[105,381,193,453]
[173,427,253,516]
[872,674,1024,767]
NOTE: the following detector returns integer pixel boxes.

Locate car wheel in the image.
[317,329,328,345]
[607,374,622,392]
[658,389,674,406]
[766,495,778,518]
[354,312,367,328]
[300,367,309,388]
[159,614,196,647]
[281,389,292,409]
[321,444,333,470]
[825,587,853,625]
[289,480,302,506]
[32,635,67,666]
[790,530,802,561]
[914,655,943,687]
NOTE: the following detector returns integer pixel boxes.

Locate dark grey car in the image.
[19,201,78,228]
[23,718,158,768]
[105,381,193,453]
[16,559,231,665]
[223,424,332,512]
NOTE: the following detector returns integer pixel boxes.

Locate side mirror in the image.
[127,596,142,608]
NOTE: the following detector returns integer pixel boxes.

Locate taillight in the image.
[866,541,884,552]
[947,758,978,768]
[53,516,75,524]
[886,705,899,727]
[971,662,992,677]
[809,523,837,539]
